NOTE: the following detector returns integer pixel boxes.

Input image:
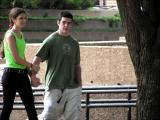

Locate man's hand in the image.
[31,75,41,87]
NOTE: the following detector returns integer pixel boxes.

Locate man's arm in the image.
[32,56,42,75]
[30,56,42,87]
[75,64,82,86]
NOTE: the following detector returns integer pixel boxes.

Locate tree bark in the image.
[116,0,160,119]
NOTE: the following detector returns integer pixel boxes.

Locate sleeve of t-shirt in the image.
[36,38,50,62]
[75,43,80,65]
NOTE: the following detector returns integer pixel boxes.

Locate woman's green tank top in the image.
[4,30,26,69]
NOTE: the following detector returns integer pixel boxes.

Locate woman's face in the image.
[13,13,27,28]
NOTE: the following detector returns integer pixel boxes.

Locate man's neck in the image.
[57,30,69,37]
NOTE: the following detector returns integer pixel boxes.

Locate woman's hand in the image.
[31,75,41,87]
[31,64,40,74]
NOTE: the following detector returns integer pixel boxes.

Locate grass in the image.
[74,13,121,23]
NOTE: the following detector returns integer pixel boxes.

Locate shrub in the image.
[0,0,40,8]
[38,0,95,9]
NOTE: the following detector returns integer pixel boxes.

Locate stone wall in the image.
[22,31,123,42]
[0,19,123,42]
[0,9,118,17]
[0,9,122,42]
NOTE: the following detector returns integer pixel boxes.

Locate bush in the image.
[63,0,95,9]
[0,0,40,8]
[38,0,95,9]
[21,0,40,8]
[0,0,94,9]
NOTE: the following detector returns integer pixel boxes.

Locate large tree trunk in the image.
[116,0,160,119]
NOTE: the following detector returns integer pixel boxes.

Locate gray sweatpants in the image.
[38,87,81,120]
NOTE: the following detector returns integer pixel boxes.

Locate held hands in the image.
[31,64,40,74]
[31,75,41,87]
[27,64,40,76]
[29,63,41,87]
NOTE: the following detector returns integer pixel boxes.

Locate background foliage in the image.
[0,0,95,9]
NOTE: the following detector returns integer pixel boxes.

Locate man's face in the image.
[57,17,73,35]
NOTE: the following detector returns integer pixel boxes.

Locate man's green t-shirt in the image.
[36,32,80,91]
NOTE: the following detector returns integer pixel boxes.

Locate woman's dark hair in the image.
[9,7,27,29]
[58,11,73,21]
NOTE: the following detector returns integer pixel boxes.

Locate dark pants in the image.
[0,68,38,120]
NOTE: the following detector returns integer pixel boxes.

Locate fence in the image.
[0,85,137,120]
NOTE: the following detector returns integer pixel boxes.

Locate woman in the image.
[0,7,40,120]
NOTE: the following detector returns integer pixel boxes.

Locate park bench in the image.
[0,85,137,120]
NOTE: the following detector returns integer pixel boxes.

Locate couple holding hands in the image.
[0,7,81,120]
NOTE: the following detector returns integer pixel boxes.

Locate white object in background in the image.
[0,64,5,84]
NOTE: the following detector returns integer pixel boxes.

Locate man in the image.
[32,11,82,120]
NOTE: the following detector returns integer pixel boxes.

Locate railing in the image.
[0,85,137,120]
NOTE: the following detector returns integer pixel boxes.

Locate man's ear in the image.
[57,20,60,26]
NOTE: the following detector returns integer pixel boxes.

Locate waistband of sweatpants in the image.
[4,67,28,74]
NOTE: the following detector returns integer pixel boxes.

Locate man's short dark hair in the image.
[58,11,73,21]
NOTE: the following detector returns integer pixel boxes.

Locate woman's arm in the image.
[30,56,42,87]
